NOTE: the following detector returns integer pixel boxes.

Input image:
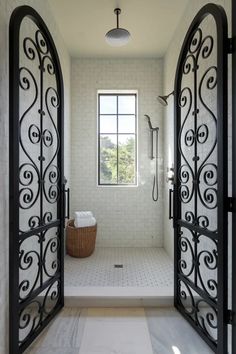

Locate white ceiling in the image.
[49,0,189,59]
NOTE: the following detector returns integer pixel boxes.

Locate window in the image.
[98,92,137,185]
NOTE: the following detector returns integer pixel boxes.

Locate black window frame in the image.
[98,92,137,186]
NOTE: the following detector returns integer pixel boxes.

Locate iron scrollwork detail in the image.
[9,7,64,353]
[174,4,228,352]
[19,227,60,301]
[178,27,217,226]
[178,279,217,344]
[19,28,60,232]
[19,280,60,345]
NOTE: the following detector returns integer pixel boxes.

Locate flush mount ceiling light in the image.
[105,8,131,47]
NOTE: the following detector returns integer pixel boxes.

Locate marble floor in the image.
[25,307,214,354]
[65,247,173,287]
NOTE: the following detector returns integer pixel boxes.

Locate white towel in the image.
[74,216,96,228]
[74,211,93,219]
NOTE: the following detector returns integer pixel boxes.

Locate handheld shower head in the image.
[144,114,153,130]
[157,91,174,106]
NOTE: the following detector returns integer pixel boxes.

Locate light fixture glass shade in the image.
[105,28,131,47]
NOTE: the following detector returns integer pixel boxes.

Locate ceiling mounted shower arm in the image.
[105,8,131,46]
[115,8,121,28]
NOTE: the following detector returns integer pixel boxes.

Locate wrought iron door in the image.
[174,4,228,353]
[9,6,64,353]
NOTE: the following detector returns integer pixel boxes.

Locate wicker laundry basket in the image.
[66,219,97,258]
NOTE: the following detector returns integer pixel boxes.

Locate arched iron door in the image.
[9,6,64,353]
[174,4,228,353]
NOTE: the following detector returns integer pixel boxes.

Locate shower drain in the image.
[114,264,123,268]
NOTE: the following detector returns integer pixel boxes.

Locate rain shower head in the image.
[157,91,174,106]
[105,8,131,47]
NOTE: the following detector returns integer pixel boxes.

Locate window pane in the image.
[100,115,117,133]
[118,135,135,184]
[118,95,136,114]
[118,115,135,133]
[100,95,117,114]
[100,135,117,184]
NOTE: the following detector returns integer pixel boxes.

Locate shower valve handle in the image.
[166,176,174,183]
[166,166,174,184]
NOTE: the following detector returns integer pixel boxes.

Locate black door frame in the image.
[232,0,236,352]
[9,6,64,354]
[173,4,228,353]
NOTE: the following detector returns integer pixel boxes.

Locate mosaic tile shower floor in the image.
[65,247,174,287]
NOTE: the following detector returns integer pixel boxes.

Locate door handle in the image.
[169,188,173,220]
[64,187,70,220]
[63,177,70,228]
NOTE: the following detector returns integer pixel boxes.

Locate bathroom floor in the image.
[65,247,173,287]
[25,307,213,354]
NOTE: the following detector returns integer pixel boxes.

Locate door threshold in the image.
[64,286,173,307]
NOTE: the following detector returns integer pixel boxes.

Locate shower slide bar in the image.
[144,115,159,202]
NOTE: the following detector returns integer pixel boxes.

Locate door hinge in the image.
[227,38,233,54]
[227,310,234,325]
[227,197,235,212]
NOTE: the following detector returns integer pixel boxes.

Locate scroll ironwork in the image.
[174,4,228,353]
[9,6,64,354]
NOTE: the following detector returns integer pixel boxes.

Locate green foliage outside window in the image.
[100,136,135,184]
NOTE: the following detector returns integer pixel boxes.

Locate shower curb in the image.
[64,286,173,307]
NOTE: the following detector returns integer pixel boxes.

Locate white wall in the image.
[0,0,71,352]
[71,59,164,247]
[163,0,231,260]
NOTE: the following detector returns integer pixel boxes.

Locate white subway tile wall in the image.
[71,59,164,247]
